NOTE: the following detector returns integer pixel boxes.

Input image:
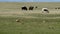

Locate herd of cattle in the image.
[21,6,49,13]
[21,6,60,13]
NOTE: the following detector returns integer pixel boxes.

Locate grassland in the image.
[0,2,60,34]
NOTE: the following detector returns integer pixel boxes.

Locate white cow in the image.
[42,8,49,13]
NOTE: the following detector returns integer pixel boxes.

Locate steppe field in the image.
[0,2,60,34]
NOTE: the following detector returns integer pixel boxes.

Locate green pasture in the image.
[0,2,60,34]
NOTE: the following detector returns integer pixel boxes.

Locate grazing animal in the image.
[35,6,38,8]
[42,8,49,13]
[58,7,60,9]
[29,6,34,10]
[55,8,57,9]
[21,6,27,10]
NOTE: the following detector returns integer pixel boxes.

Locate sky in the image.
[0,0,60,2]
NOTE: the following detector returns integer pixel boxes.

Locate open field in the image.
[0,2,60,34]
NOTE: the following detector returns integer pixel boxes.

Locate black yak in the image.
[29,6,34,10]
[21,6,27,10]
